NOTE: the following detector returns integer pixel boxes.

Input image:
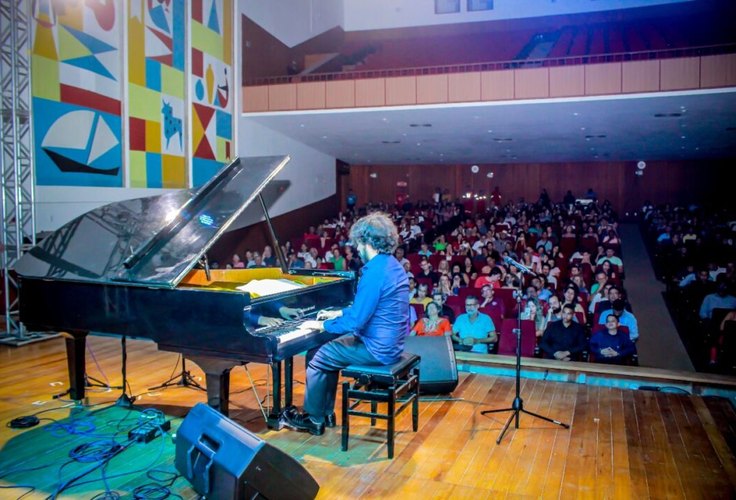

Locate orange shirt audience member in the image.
[411,302,452,337]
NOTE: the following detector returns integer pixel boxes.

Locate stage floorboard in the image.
[0,336,734,499]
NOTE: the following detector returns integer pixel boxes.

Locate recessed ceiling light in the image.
[299,124,305,128]
[573,112,580,116]
[321,135,328,139]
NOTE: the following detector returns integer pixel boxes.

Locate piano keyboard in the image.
[254,319,318,343]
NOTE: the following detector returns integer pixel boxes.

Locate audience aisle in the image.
[619,223,694,371]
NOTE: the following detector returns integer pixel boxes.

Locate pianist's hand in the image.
[258,316,284,327]
[300,320,324,331]
[317,309,342,321]
[279,306,304,320]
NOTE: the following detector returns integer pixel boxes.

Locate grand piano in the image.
[13,156,355,428]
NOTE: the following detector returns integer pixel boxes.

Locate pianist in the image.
[282,212,410,436]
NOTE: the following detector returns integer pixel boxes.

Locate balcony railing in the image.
[244,43,736,87]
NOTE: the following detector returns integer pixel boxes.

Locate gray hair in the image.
[349,212,399,254]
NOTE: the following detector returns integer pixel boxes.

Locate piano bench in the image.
[341,352,420,459]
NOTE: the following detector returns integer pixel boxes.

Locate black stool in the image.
[341,352,420,459]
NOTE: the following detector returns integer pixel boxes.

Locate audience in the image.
[539,304,587,361]
[411,302,452,337]
[589,314,637,364]
[451,296,497,354]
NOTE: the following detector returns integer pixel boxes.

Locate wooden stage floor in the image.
[1,336,735,499]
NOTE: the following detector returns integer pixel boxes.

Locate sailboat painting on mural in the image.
[31,0,123,187]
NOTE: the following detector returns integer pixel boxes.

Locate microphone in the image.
[503,255,536,276]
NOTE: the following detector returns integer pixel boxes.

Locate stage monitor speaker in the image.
[404,335,458,394]
[175,403,319,500]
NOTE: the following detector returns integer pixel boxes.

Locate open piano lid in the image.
[14,156,291,288]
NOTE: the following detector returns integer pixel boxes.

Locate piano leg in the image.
[187,356,240,417]
[204,370,231,416]
[268,360,282,429]
[63,331,88,401]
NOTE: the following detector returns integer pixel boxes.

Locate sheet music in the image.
[237,278,305,297]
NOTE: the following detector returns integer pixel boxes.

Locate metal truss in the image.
[0,0,44,345]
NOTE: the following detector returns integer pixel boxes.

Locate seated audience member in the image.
[596,248,623,271]
[411,283,432,307]
[539,304,587,361]
[394,247,410,268]
[231,253,245,268]
[330,248,346,270]
[589,282,612,314]
[416,260,439,283]
[561,285,587,323]
[451,296,497,353]
[479,285,506,318]
[411,301,452,337]
[590,271,609,296]
[418,242,433,257]
[474,266,502,288]
[432,291,456,323]
[594,285,631,314]
[710,310,736,365]
[699,278,736,320]
[589,314,637,365]
[545,295,564,323]
[436,273,454,297]
[262,246,277,266]
[520,300,546,337]
[598,299,639,342]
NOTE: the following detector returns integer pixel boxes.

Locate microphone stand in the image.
[480,264,569,444]
[148,355,205,392]
[116,336,135,407]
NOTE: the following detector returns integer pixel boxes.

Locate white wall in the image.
[241,0,344,47]
[235,117,336,228]
[34,186,171,232]
[343,0,692,31]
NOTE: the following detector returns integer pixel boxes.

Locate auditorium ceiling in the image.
[246,89,736,165]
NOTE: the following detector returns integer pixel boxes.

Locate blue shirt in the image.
[590,330,636,364]
[324,253,409,364]
[453,312,495,354]
[598,309,639,341]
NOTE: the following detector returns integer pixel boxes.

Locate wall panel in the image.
[660,57,700,91]
[585,63,622,95]
[348,160,729,216]
[700,54,736,89]
[622,60,660,93]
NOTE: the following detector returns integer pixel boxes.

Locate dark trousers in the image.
[303,334,381,419]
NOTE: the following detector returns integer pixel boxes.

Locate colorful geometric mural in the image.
[128,0,188,188]
[190,0,233,187]
[32,0,123,187]
[31,0,234,189]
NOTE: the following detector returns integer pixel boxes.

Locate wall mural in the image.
[190,0,233,187]
[31,0,234,189]
[128,0,187,188]
[32,0,123,187]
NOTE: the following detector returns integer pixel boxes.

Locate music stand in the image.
[480,258,569,444]
[149,355,205,392]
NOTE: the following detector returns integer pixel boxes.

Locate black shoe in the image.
[324,413,337,428]
[281,411,325,436]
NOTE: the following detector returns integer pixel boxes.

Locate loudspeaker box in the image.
[175,403,319,500]
[404,335,459,394]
